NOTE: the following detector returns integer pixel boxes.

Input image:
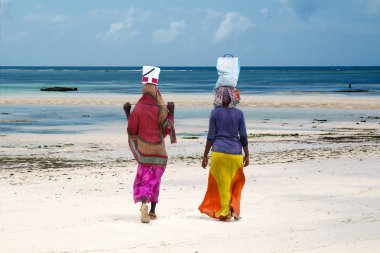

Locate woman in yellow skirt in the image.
[199,86,249,221]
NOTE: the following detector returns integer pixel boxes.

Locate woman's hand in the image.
[123,102,131,118]
[201,155,208,169]
[202,140,213,169]
[243,155,249,167]
[167,102,175,115]
[242,146,249,167]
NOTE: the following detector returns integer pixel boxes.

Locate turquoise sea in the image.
[1,66,380,95]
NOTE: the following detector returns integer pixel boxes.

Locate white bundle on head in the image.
[215,54,240,88]
[142,66,161,85]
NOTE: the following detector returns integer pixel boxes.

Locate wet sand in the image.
[2,93,380,109]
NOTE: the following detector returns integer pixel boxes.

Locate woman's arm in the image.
[202,111,216,169]
[163,102,176,144]
[239,111,249,167]
[126,104,139,135]
[202,140,213,168]
[243,145,249,167]
[167,102,175,116]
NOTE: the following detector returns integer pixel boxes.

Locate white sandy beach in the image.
[1,94,380,252]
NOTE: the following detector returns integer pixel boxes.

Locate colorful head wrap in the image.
[214,86,240,108]
[222,88,230,103]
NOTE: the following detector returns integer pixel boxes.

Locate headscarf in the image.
[141,84,169,128]
[213,86,240,108]
[127,84,176,167]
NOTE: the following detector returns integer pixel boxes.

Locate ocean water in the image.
[1,66,380,95]
[1,66,380,135]
[1,104,379,135]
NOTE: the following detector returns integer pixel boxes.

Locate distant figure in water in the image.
[348,83,352,92]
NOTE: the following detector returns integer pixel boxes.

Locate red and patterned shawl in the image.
[127,84,176,167]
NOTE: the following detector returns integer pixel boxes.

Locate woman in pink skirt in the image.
[123,66,176,223]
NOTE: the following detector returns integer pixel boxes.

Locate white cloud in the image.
[357,0,380,15]
[4,31,28,41]
[152,21,186,43]
[35,3,44,9]
[0,0,11,16]
[280,0,292,12]
[88,8,152,21]
[261,8,271,20]
[261,8,269,17]
[108,23,125,34]
[88,9,121,17]
[51,15,67,23]
[280,0,325,20]
[214,12,255,43]
[54,31,65,42]
[97,10,137,42]
[205,9,222,20]
[200,9,222,31]
[0,0,10,6]
[24,14,68,23]
[98,21,137,41]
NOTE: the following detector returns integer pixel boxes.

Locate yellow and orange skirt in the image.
[199,151,245,220]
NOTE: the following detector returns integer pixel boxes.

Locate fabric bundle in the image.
[142,66,161,85]
[215,54,240,88]
[127,84,176,167]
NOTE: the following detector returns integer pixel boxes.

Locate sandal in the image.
[149,212,157,220]
[140,203,150,223]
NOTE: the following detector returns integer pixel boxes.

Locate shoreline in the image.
[1,93,380,109]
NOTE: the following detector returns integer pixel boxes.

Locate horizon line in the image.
[1,65,380,68]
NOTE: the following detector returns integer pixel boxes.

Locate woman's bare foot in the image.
[231,212,241,220]
[220,215,232,222]
[149,212,157,220]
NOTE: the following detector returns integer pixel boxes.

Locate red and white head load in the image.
[142,66,161,85]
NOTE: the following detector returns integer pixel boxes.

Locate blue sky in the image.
[1,0,380,66]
